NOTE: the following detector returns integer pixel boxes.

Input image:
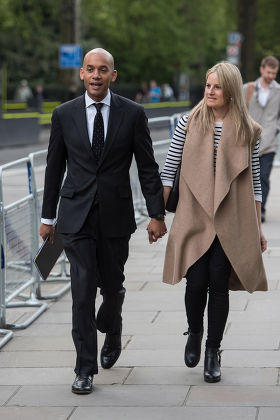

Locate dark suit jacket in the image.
[41,91,164,237]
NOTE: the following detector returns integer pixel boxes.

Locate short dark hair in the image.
[261,56,279,69]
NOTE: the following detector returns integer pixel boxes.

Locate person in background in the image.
[135,82,148,103]
[161,61,267,383]
[162,83,175,101]
[148,80,161,103]
[14,79,33,103]
[244,56,280,222]
[34,85,44,112]
[40,48,166,395]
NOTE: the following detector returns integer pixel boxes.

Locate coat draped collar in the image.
[182,111,254,218]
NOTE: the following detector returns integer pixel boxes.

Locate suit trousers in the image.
[260,152,275,214]
[61,203,130,376]
[185,236,231,349]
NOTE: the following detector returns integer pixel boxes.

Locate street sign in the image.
[228,32,243,46]
[59,45,82,69]
[227,45,239,57]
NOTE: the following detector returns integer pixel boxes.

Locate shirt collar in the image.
[85,90,111,108]
[257,78,273,90]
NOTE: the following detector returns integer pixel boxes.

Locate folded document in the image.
[33,229,64,280]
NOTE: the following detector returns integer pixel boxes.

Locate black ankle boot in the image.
[204,347,222,383]
[183,328,203,368]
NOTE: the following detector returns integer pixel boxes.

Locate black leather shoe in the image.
[184,328,203,367]
[72,375,93,394]
[101,329,122,369]
[204,348,222,383]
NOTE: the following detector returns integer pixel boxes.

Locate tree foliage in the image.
[0,0,279,94]
[81,0,231,84]
[0,0,60,86]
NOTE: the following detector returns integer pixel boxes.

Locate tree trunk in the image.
[58,0,81,98]
[237,0,258,82]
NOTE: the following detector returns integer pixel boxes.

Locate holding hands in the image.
[147,218,167,244]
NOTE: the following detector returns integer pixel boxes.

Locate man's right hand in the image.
[40,223,55,244]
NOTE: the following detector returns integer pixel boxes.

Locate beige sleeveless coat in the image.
[163,112,267,292]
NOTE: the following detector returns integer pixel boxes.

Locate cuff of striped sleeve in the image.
[161,179,174,187]
[254,195,262,202]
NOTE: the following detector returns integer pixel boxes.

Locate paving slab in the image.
[125,367,278,386]
[0,351,75,368]
[258,407,280,419]
[122,290,184,311]
[69,406,257,420]
[124,272,161,282]
[0,386,19,405]
[12,323,72,337]
[117,349,183,367]
[227,321,280,335]
[121,322,184,335]
[0,407,73,420]
[36,310,156,324]
[222,350,280,367]
[186,385,280,406]
[127,332,279,351]
[0,367,131,385]
[8,385,189,407]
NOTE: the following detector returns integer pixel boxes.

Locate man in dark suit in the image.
[40,48,166,394]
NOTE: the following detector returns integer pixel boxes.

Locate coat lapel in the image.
[214,114,249,214]
[98,92,125,166]
[73,95,93,156]
[181,112,250,218]
[181,116,215,218]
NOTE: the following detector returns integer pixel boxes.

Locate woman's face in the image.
[205,72,227,111]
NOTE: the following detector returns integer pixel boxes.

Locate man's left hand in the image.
[147,219,167,244]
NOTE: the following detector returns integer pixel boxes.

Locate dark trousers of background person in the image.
[185,236,231,349]
[260,152,275,216]
[61,203,130,376]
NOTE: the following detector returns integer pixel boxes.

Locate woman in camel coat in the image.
[160,62,267,383]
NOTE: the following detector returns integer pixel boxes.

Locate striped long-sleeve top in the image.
[160,115,262,202]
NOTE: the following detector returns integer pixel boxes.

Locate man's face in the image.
[260,65,278,85]
[80,51,117,101]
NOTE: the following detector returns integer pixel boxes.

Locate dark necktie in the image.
[92,103,104,161]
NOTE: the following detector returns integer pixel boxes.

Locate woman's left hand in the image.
[260,231,267,253]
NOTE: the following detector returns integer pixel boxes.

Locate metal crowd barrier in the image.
[0,112,181,348]
[0,158,48,348]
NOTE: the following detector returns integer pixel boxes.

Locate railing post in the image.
[0,167,6,328]
[27,159,41,300]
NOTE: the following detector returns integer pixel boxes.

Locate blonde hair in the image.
[188,61,255,144]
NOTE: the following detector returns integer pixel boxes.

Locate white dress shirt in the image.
[41,90,112,226]
[257,79,272,108]
[85,90,111,142]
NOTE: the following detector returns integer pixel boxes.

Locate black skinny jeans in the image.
[185,236,231,349]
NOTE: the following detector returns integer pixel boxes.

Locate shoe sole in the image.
[185,360,200,368]
[72,388,93,394]
[204,376,221,383]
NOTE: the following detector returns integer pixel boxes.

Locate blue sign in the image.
[228,32,243,45]
[59,45,82,69]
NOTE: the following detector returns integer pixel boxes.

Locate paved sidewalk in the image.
[0,168,280,420]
